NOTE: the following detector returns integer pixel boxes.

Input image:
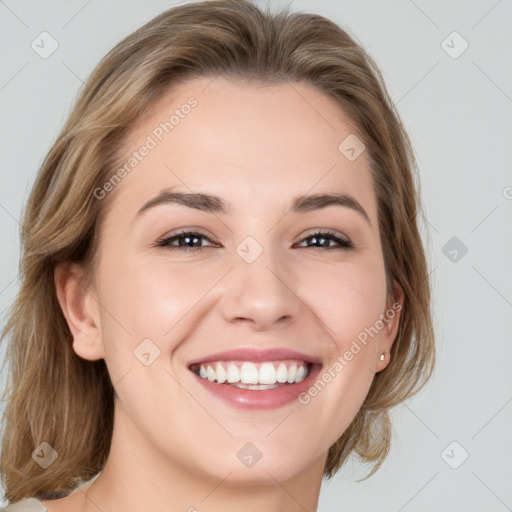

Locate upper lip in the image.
[187,347,322,368]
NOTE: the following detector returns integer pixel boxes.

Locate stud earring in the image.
[379,351,386,361]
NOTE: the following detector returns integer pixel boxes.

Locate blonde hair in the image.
[0,0,435,502]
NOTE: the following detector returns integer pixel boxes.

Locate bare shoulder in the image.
[0,497,48,511]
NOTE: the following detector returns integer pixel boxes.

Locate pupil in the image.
[312,236,326,247]
[181,235,199,247]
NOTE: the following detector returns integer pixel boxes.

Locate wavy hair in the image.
[0,0,435,502]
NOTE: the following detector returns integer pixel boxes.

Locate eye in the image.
[295,230,353,251]
[156,230,218,253]
[156,229,353,253]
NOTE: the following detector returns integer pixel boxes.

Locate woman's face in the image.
[71,76,401,485]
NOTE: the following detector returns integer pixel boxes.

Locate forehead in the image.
[110,76,377,222]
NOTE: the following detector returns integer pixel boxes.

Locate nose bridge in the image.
[220,236,302,328]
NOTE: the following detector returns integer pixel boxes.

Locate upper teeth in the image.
[192,360,309,385]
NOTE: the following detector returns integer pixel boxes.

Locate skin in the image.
[50,76,403,512]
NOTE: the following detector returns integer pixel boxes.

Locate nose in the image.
[219,248,302,331]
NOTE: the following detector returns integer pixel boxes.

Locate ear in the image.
[374,280,404,373]
[54,262,105,361]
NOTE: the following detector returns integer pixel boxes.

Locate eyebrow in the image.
[136,187,371,225]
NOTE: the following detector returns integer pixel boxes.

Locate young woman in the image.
[0,1,435,510]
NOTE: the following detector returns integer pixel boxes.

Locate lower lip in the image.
[190,363,322,410]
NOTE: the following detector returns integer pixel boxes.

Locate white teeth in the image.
[259,362,277,384]
[215,362,227,384]
[276,362,288,383]
[226,364,240,383]
[296,365,306,382]
[240,362,259,384]
[194,360,310,385]
[287,364,297,383]
[206,366,216,382]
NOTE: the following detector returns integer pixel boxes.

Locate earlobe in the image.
[54,262,105,361]
[375,280,404,373]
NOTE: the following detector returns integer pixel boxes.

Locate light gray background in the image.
[1,0,511,510]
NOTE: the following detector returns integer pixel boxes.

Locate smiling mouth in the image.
[189,359,313,390]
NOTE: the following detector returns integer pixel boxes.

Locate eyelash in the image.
[156,229,353,253]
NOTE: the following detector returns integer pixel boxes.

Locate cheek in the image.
[96,255,217,365]
[303,256,387,349]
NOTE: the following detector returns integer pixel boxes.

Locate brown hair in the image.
[0,0,435,502]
